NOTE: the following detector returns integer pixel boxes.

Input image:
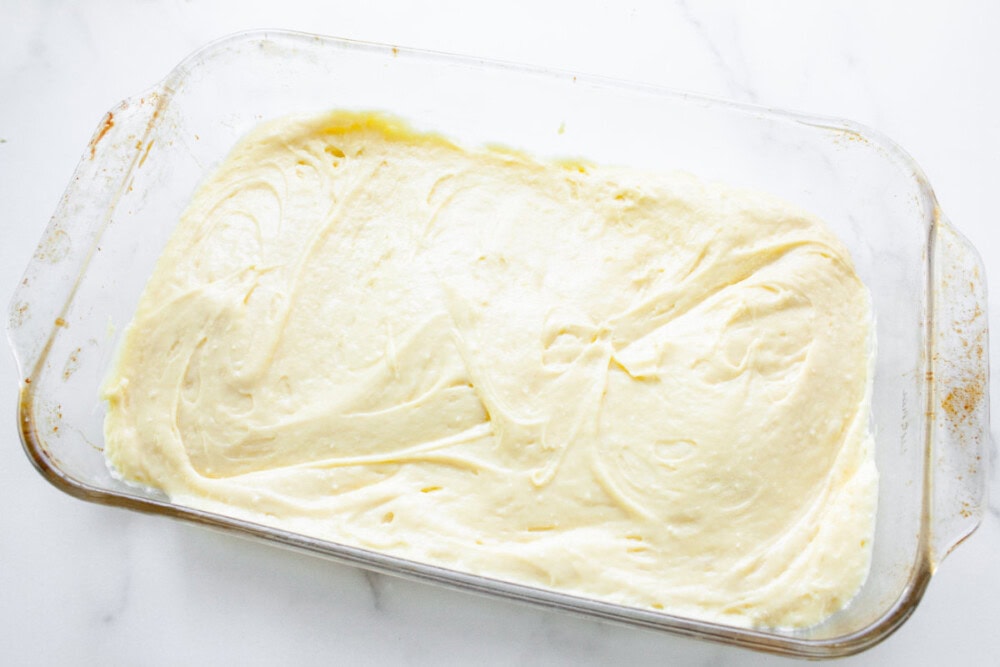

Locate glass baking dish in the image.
[6,30,989,658]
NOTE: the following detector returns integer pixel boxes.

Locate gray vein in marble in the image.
[96,514,134,627]
[675,0,758,103]
[839,49,887,130]
[516,613,613,665]
[101,565,131,626]
[364,569,387,612]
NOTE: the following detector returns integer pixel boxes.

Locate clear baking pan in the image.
[6,30,989,658]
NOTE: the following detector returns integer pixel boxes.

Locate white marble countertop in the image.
[3,2,998,664]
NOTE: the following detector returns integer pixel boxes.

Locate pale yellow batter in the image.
[102,111,877,628]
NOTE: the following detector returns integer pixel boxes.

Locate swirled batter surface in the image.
[103,112,877,628]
